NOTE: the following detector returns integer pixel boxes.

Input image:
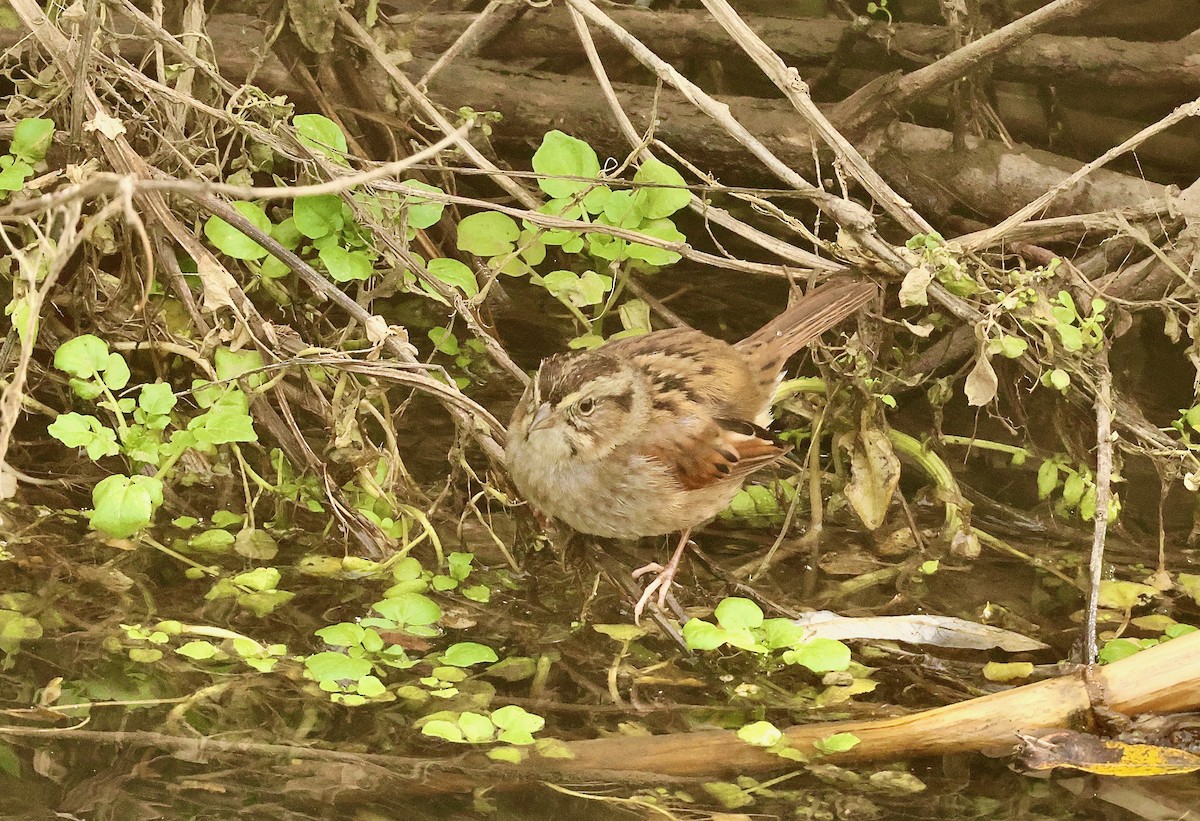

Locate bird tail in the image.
[739,277,877,364]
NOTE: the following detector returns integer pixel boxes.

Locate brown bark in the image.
[5,11,1179,224]
[394,8,1200,92]
[417,57,1170,223]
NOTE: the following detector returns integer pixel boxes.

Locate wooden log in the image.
[390,7,1200,92]
[530,628,1200,779]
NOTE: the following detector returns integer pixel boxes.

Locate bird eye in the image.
[578,397,596,415]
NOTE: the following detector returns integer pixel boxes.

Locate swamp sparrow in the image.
[506,277,877,621]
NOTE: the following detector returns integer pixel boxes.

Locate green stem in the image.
[940,434,1030,460]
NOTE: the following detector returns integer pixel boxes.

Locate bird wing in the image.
[639,416,791,491]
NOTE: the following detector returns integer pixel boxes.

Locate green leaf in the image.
[441,642,499,667]
[618,299,652,336]
[271,217,303,250]
[760,618,808,650]
[1036,459,1059,499]
[294,114,348,159]
[319,245,373,282]
[517,230,546,265]
[90,474,163,538]
[421,719,465,743]
[188,388,257,445]
[783,638,851,673]
[138,382,177,416]
[1177,573,1200,604]
[542,269,611,307]
[458,212,520,256]
[1056,323,1083,351]
[427,258,479,297]
[1061,471,1085,507]
[0,155,32,193]
[356,675,387,698]
[234,528,278,560]
[48,413,120,460]
[737,720,782,747]
[54,334,110,378]
[214,347,265,384]
[205,202,271,260]
[399,180,445,229]
[1097,579,1158,611]
[581,185,612,215]
[592,623,648,643]
[391,556,425,581]
[682,618,727,651]
[491,705,545,735]
[188,529,236,552]
[713,597,763,631]
[428,327,460,355]
[496,730,536,746]
[211,510,244,527]
[462,585,491,603]
[232,567,281,592]
[372,592,442,626]
[813,732,860,754]
[1098,638,1143,664]
[458,711,496,743]
[633,159,690,219]
[0,742,21,777]
[293,194,344,240]
[987,335,1028,359]
[305,651,371,682]
[120,426,162,464]
[447,551,474,580]
[625,218,684,265]
[531,130,601,198]
[702,782,753,810]
[0,609,43,653]
[176,640,219,660]
[602,190,643,228]
[237,589,294,618]
[102,352,130,390]
[485,656,537,681]
[316,623,365,647]
[10,117,55,164]
[532,198,586,245]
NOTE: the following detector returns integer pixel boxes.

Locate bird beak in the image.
[527,401,553,433]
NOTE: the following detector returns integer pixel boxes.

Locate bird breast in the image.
[506,431,745,538]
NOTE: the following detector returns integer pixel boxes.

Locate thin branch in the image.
[966,97,1200,251]
[336,6,541,211]
[566,4,839,273]
[418,0,525,88]
[564,0,905,272]
[1084,350,1114,664]
[699,0,934,238]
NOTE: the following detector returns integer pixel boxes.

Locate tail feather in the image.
[738,278,877,364]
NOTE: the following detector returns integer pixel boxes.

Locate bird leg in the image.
[631,529,692,624]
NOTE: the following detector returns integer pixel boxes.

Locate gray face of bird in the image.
[510,352,650,464]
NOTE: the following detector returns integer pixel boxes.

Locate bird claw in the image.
[632,562,678,625]
[631,561,664,579]
[630,531,693,625]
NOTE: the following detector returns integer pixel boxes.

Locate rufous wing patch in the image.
[642,418,791,491]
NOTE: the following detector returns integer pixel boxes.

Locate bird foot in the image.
[632,548,691,625]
